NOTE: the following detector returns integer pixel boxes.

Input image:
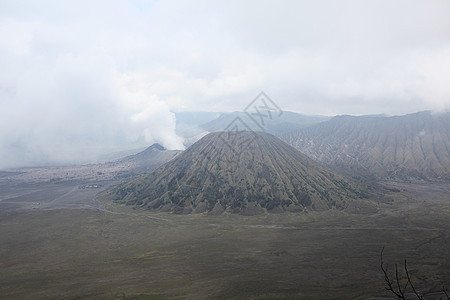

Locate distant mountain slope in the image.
[113,143,181,175]
[2,144,181,184]
[277,111,450,181]
[102,132,366,214]
[201,111,330,133]
[174,111,220,138]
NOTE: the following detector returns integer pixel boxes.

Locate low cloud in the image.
[0,0,449,168]
[0,53,184,168]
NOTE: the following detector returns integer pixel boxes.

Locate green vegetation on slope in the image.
[102,132,365,214]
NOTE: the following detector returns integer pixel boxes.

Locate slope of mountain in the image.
[3,143,182,184]
[200,111,330,133]
[277,111,450,181]
[113,143,181,174]
[102,132,365,214]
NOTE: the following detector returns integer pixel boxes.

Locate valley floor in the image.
[0,177,449,299]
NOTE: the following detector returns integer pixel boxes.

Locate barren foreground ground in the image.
[0,172,449,299]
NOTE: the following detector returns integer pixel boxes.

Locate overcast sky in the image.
[1,0,450,168]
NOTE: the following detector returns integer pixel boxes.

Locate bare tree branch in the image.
[443,286,449,300]
[404,259,423,300]
[395,264,402,297]
[380,247,449,300]
[395,263,406,299]
[381,247,405,299]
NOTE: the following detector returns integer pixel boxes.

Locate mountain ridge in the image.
[277,111,450,181]
[200,111,330,133]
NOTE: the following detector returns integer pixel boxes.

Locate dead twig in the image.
[404,259,422,300]
[381,247,406,299]
[443,286,449,300]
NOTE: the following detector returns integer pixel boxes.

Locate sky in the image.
[1,0,450,168]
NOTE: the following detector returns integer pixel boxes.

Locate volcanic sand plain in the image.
[0,173,449,299]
